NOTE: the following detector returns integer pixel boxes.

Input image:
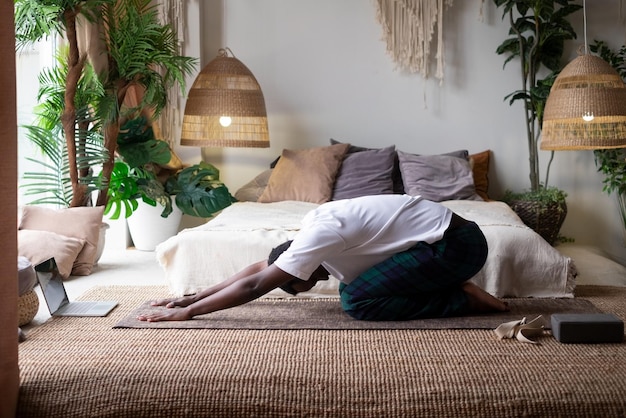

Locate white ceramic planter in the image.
[126,199,183,251]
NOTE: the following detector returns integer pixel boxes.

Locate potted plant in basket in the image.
[494,0,581,244]
[105,116,235,250]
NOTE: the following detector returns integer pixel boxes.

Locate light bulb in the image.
[219,116,232,127]
[582,112,594,122]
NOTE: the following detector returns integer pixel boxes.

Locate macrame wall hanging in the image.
[155,0,187,146]
[375,0,454,84]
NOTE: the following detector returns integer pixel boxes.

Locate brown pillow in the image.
[258,143,350,204]
[18,230,85,279]
[19,206,104,276]
[470,150,491,200]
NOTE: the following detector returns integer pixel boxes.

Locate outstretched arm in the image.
[150,260,269,308]
[137,264,295,322]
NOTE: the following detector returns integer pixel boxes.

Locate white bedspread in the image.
[441,200,576,298]
[156,200,576,298]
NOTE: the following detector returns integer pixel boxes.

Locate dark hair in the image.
[268,240,293,266]
[267,240,298,295]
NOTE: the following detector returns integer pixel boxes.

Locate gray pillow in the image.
[330,138,404,194]
[234,169,272,202]
[397,151,483,202]
[434,149,469,160]
[332,146,396,200]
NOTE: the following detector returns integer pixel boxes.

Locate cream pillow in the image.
[18,230,85,279]
[19,206,104,275]
[258,143,350,204]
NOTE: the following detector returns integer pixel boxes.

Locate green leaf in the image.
[170,162,236,218]
[104,161,142,219]
[116,116,173,168]
[118,138,172,168]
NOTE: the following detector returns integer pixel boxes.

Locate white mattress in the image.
[156,200,576,298]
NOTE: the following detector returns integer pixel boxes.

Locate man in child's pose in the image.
[138,194,508,322]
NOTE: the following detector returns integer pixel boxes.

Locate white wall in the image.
[176,0,626,265]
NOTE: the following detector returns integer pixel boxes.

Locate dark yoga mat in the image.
[114,297,602,330]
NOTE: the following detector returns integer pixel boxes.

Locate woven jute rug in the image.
[17,285,626,418]
[114,292,602,330]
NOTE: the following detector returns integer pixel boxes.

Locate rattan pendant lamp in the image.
[540,0,626,151]
[180,48,270,148]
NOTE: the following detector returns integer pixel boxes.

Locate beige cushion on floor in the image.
[19,206,104,276]
[18,230,85,279]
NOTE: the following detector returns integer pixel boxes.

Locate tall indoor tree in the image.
[93,0,196,207]
[14,0,196,208]
[15,0,110,207]
[494,0,581,192]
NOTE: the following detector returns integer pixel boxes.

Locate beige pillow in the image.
[19,206,104,276]
[18,230,86,279]
[258,143,350,203]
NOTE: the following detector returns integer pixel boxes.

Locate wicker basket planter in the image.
[508,199,567,245]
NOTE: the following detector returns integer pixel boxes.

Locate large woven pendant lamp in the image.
[180,48,270,148]
[540,1,626,150]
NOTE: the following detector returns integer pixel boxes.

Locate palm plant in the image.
[15,0,196,208]
[94,0,197,207]
[15,0,110,207]
[20,51,107,207]
[20,125,106,207]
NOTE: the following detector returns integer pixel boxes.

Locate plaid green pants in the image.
[339,222,488,321]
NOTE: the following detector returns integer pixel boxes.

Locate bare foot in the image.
[462,282,509,313]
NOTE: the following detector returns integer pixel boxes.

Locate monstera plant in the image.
[105,117,235,220]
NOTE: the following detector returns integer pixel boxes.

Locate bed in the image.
[156,143,576,299]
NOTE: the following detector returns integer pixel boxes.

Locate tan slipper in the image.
[494,315,546,344]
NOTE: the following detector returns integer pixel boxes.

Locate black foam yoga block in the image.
[551,313,624,343]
